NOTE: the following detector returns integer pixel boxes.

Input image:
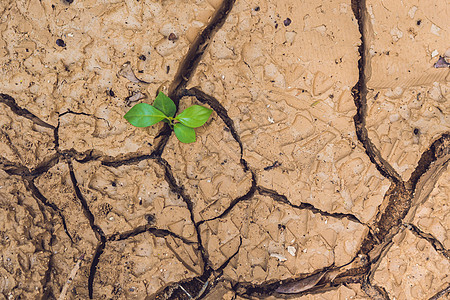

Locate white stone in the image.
[287,246,297,256]
[408,6,417,19]
[270,253,287,262]
[430,24,441,36]
[431,50,439,58]
[390,27,403,42]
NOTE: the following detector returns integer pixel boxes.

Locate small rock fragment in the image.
[287,246,296,256]
[56,39,66,47]
[390,26,403,42]
[430,24,441,36]
[434,56,450,68]
[125,91,146,105]
[118,62,149,84]
[270,253,287,262]
[408,6,417,18]
[168,33,178,41]
[434,48,450,68]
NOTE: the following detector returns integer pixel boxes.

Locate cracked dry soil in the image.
[0,0,449,299]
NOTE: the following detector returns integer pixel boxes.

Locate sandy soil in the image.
[0,0,449,299]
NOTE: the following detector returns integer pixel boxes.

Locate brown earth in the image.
[0,0,449,299]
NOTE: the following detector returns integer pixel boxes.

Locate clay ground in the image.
[0,0,449,299]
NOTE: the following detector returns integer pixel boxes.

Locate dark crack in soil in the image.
[429,284,450,300]
[108,225,196,244]
[349,0,403,185]
[67,160,106,243]
[155,156,210,273]
[0,93,55,130]
[405,223,450,260]
[25,178,74,243]
[257,186,364,225]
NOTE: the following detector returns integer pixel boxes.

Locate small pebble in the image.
[283,18,292,26]
[56,39,66,47]
[145,214,155,224]
[168,33,177,41]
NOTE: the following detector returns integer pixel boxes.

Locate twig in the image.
[178,284,193,299]
[58,254,85,300]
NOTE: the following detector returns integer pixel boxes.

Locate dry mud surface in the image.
[0,0,449,299]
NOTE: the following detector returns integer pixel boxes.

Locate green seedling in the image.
[124,92,212,143]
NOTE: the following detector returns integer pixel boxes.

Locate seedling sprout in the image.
[124,92,212,143]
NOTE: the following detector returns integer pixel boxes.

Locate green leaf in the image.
[175,105,212,128]
[174,123,196,143]
[124,103,167,127]
[153,91,176,118]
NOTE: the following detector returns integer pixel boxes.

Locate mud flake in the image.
[95,234,199,298]
[373,230,450,299]
[204,195,366,282]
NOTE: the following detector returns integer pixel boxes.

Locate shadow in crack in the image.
[405,223,450,260]
[0,93,55,130]
[350,0,403,185]
[257,186,365,225]
[182,88,246,164]
[429,284,450,300]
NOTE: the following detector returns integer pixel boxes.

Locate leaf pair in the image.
[124,92,212,143]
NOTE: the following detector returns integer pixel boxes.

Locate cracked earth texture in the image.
[0,0,448,299]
